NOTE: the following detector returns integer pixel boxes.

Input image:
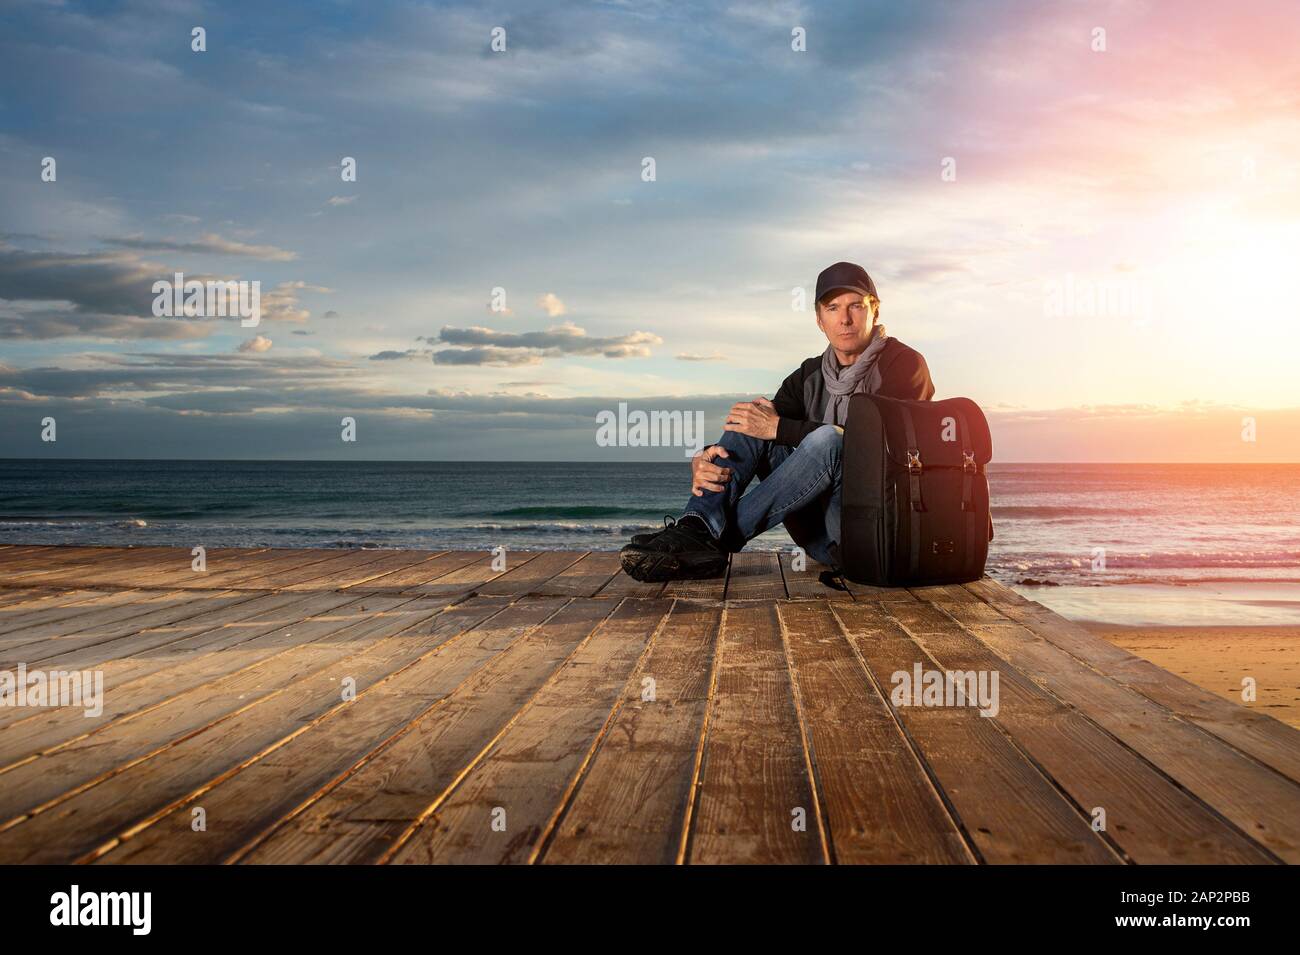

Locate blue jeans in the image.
[682,425,842,565]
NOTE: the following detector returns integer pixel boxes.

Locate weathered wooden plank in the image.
[236,548,403,591]
[965,581,1300,786]
[175,548,348,590]
[0,547,182,587]
[540,600,721,864]
[114,547,270,589]
[778,552,851,600]
[93,596,572,864]
[725,552,785,601]
[0,587,84,613]
[279,549,443,592]
[0,589,329,693]
[909,583,981,604]
[776,601,973,864]
[964,578,1031,605]
[688,602,824,864]
[596,567,666,598]
[94,548,275,592]
[0,590,264,666]
[476,551,585,596]
[343,551,481,591]
[0,544,51,561]
[883,596,1277,864]
[0,546,76,570]
[659,562,728,601]
[0,594,464,823]
[386,598,680,864]
[0,591,363,749]
[0,546,137,579]
[534,552,622,597]
[831,601,1120,863]
[53,547,201,588]
[0,588,148,636]
[399,552,541,596]
[928,597,1300,862]
[0,596,511,863]
[237,597,638,865]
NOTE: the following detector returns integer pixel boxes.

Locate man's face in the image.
[816,290,877,355]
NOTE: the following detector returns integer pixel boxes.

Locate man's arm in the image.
[878,347,935,400]
[771,364,822,447]
[768,346,934,447]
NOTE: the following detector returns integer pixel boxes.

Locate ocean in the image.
[3,459,1298,587]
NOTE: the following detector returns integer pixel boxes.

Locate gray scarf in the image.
[820,324,889,426]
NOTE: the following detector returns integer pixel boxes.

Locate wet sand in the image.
[1085,623,1300,729]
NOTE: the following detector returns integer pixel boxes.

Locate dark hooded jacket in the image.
[771,338,934,447]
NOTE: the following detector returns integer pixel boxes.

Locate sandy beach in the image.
[1086,623,1300,729]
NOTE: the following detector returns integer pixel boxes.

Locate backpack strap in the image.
[818,569,849,592]
[956,407,978,578]
[900,405,924,578]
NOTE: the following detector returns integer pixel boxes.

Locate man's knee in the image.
[714,428,768,451]
[705,428,771,466]
[798,425,842,464]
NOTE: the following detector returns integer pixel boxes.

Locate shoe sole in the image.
[619,547,727,583]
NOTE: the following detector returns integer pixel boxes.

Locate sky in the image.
[1,0,1298,461]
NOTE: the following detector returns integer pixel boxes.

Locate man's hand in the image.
[724,397,779,441]
[691,445,732,496]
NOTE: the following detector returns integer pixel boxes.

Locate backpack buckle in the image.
[906,449,922,471]
[962,450,976,472]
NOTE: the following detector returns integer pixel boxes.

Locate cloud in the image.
[0,304,212,342]
[676,352,726,361]
[259,280,330,324]
[0,352,358,402]
[431,346,542,367]
[424,322,662,363]
[0,245,324,339]
[102,233,298,261]
[368,348,429,361]
[237,335,273,353]
[327,196,357,206]
[889,258,972,283]
[537,292,567,317]
[0,247,164,315]
[0,247,202,340]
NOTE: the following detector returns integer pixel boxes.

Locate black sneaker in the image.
[620,515,727,582]
[629,515,676,547]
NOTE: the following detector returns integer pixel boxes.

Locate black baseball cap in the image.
[815,261,878,304]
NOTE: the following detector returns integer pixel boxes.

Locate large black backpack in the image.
[840,394,993,586]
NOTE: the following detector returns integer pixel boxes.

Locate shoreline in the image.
[1012,580,1300,627]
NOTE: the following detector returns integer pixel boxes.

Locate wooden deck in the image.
[0,543,1296,865]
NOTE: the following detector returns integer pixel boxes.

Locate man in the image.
[620,261,934,582]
